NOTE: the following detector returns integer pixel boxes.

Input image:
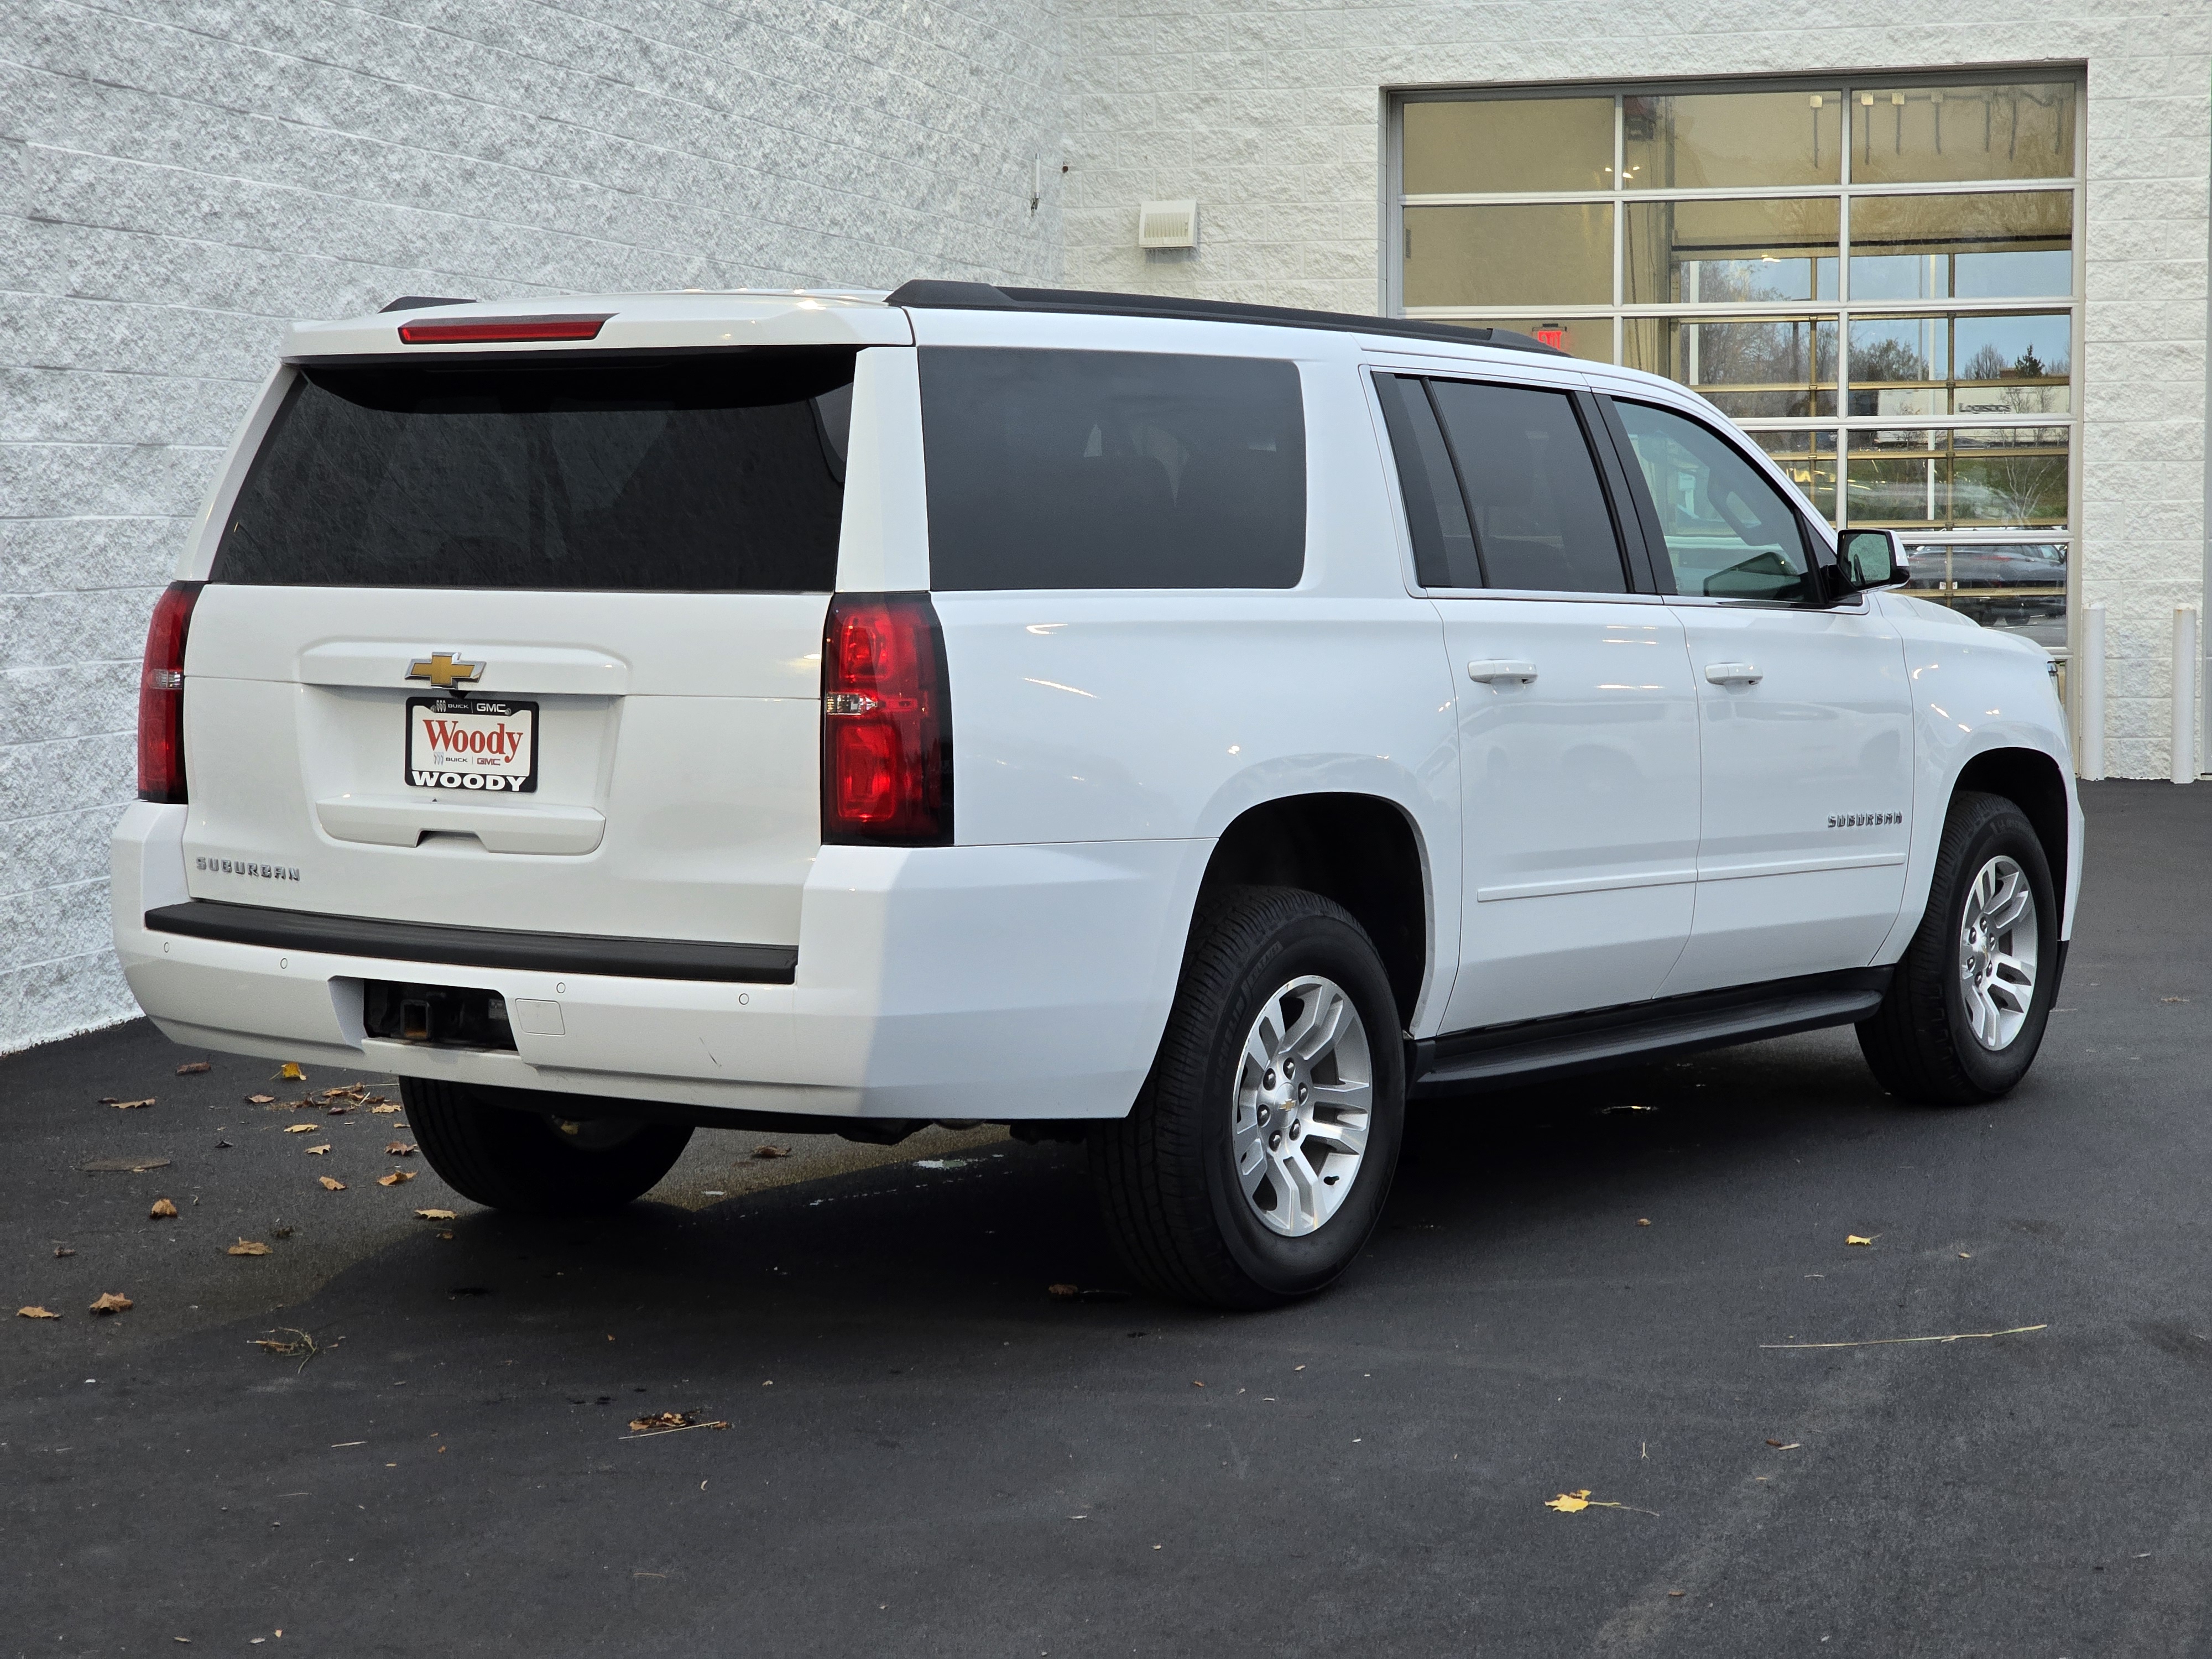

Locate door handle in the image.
[1468,659,1539,685]
[1703,661,1764,685]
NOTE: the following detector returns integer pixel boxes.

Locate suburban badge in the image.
[406,650,486,690]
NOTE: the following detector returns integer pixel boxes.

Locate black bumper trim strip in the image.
[142,901,796,985]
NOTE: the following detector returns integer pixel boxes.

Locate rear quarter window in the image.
[919,347,1306,590]
[211,351,856,592]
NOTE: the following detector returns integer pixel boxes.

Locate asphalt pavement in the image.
[4,780,2209,1657]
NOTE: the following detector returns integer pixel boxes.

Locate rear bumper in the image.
[113,803,1203,1123]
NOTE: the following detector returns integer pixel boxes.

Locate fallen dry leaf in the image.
[80,1157,170,1174]
[1190,1380,1206,1389]
[1048,1283,1080,1299]
[1545,1488,1658,1516]
[284,1124,316,1134]
[623,1412,729,1438]
[53,1246,74,1258]
[385,1142,416,1156]
[304,1144,332,1156]
[176,1061,211,1074]
[1637,1218,1652,1227]
[1845,1235,1876,1246]
[149,1198,179,1219]
[371,1104,403,1115]
[103,1097,156,1110]
[227,1239,273,1256]
[17,1306,61,1320]
[415,1208,456,1221]
[277,1063,306,1081]
[377,1171,416,1187]
[247,1094,276,1105]
[318,1176,346,1192]
[750,1145,792,1160]
[90,1292,133,1316]
[2161,996,2189,1004]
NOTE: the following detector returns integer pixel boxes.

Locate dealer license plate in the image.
[405,697,538,794]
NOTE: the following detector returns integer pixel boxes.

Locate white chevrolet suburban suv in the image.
[113,281,2081,1308]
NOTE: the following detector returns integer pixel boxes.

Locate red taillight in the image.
[821,593,952,846]
[137,581,203,803]
[396,314,611,345]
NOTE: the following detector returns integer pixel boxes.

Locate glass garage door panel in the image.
[1623,90,1843,189]
[1402,204,1614,307]
[1849,192,2073,301]
[1846,427,2069,531]
[1623,317,1837,419]
[1848,82,2077,185]
[1624,197,1839,306]
[1402,96,1616,194]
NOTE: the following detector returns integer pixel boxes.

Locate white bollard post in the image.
[2173,605,2199,785]
[2077,602,2106,780]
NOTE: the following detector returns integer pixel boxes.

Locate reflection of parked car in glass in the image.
[1908,542,2067,628]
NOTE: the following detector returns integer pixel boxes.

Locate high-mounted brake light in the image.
[821,593,952,846]
[137,581,203,803]
[396,314,612,345]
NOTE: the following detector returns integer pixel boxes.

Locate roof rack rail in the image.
[881,280,1564,356]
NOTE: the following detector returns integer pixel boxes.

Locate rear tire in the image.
[1090,885,1405,1309]
[1857,790,2058,1105]
[400,1079,693,1215]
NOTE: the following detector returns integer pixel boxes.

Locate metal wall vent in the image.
[1138,200,1199,249]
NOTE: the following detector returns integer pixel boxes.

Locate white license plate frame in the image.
[405,696,539,794]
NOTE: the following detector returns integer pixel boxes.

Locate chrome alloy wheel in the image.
[1232,975,1374,1237]
[1957,854,2039,1051]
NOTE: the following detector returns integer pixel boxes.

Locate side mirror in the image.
[1837,528,1910,591]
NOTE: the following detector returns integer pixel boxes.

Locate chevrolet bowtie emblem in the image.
[406,651,486,690]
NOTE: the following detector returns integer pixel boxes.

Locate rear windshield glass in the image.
[212,351,856,592]
[919,347,1305,590]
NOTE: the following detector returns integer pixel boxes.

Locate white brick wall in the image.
[5,0,2207,1054]
[1062,2,2212,780]
[0,0,1065,1053]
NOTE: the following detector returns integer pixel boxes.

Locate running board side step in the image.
[1408,968,1892,1095]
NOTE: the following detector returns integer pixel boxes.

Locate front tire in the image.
[1090,886,1406,1309]
[401,1079,693,1215]
[1857,790,2059,1104]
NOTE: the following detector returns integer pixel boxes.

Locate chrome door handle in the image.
[1468,659,1539,685]
[1703,661,1763,685]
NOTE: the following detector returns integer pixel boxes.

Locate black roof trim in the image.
[378,295,476,313]
[881,280,1565,356]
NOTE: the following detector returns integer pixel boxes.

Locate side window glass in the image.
[1373,373,1479,588]
[918,348,1305,591]
[1426,380,1629,593]
[1614,401,1815,602]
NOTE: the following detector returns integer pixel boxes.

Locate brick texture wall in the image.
[0,0,1064,1053]
[1061,3,2211,782]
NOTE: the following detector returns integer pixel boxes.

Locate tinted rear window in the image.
[919,347,1305,590]
[212,351,855,592]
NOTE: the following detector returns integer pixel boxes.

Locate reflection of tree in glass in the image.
[1956,448,2066,526]
[1960,343,2058,380]
[1853,337,1931,383]
[1688,321,1835,388]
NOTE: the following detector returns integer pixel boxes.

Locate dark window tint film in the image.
[1374,374,1479,588]
[212,351,857,592]
[919,348,1305,590]
[1424,380,1629,593]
